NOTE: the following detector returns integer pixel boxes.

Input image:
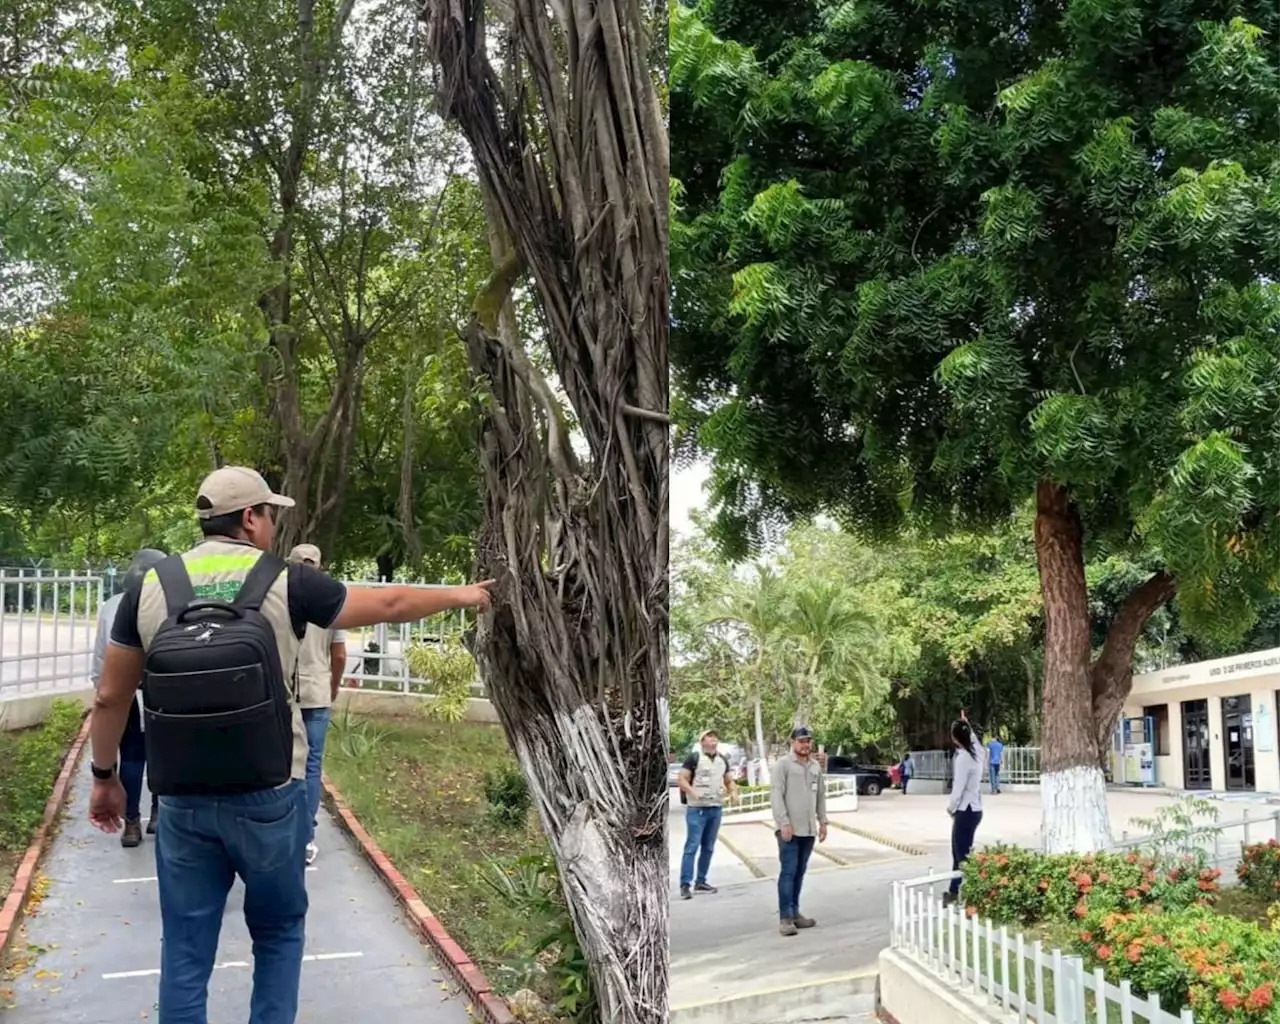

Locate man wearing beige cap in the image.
[287,543,346,865]
[677,728,738,901]
[86,465,493,1024]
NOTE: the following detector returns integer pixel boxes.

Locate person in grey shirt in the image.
[944,718,986,907]
[771,726,828,936]
[90,548,166,846]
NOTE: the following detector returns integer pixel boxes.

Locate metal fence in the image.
[909,746,1042,785]
[890,872,1194,1023]
[0,569,107,698]
[722,777,859,816]
[0,570,484,700]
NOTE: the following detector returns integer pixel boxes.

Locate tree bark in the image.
[1034,480,1177,853]
[420,1,669,1020]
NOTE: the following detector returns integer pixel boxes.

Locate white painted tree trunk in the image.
[753,688,770,786]
[1041,764,1112,853]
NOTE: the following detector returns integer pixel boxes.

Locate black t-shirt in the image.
[110,560,348,649]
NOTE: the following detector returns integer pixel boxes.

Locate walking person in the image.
[987,733,1004,794]
[87,466,493,1024]
[90,548,167,847]
[772,726,827,936]
[678,729,737,900]
[943,718,986,908]
[288,545,347,865]
[900,751,913,795]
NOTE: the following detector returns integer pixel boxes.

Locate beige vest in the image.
[688,752,728,807]
[135,538,307,781]
[297,624,339,709]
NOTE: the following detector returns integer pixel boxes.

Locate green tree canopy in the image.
[672,0,1280,850]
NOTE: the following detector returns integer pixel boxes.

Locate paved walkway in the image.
[669,786,1267,1010]
[1,758,472,1024]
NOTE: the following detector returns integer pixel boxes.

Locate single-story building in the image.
[1121,647,1280,793]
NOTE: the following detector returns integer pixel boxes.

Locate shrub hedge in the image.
[961,845,1220,925]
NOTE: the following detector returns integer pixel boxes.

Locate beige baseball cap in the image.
[196,466,295,519]
[289,543,321,565]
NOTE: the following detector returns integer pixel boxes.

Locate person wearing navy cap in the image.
[770,726,828,936]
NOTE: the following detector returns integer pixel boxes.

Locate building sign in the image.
[1133,647,1280,694]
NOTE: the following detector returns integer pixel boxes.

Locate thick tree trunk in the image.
[421,0,669,1019]
[1035,480,1176,853]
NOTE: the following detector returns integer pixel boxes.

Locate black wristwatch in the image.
[90,762,117,781]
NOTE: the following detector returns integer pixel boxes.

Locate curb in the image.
[828,821,928,857]
[321,773,514,1024]
[0,714,91,956]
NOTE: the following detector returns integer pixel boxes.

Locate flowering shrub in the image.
[961,845,1220,926]
[1238,841,1280,895]
[1075,908,1280,1023]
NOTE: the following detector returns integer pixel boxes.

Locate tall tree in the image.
[417,0,669,1020]
[672,0,1280,851]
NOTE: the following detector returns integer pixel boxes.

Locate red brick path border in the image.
[0,714,91,955]
[321,772,515,1024]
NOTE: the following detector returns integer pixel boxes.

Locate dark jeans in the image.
[156,780,309,1024]
[990,763,1001,791]
[950,808,983,895]
[777,833,816,919]
[902,775,910,794]
[681,805,723,888]
[119,700,146,821]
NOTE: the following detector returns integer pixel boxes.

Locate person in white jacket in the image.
[91,548,167,847]
[943,718,986,907]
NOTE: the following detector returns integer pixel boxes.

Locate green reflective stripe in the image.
[183,554,261,575]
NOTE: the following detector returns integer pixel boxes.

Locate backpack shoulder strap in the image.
[153,556,196,619]
[234,552,287,612]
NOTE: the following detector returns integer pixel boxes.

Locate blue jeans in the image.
[156,781,310,1024]
[777,834,816,919]
[990,763,1001,791]
[680,805,723,888]
[301,707,331,843]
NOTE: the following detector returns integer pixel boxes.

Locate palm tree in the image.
[783,578,883,730]
[704,566,790,783]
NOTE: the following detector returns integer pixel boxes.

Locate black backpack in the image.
[142,553,294,796]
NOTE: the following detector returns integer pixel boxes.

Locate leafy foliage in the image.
[671,0,1280,638]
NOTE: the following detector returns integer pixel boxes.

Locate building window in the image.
[1143,704,1170,756]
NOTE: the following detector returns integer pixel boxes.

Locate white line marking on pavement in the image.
[103,951,362,980]
[113,867,317,884]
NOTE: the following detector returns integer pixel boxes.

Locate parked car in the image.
[825,756,893,796]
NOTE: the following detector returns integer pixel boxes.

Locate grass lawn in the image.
[0,702,83,884]
[322,709,557,1000]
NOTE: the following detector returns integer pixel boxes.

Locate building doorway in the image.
[1222,695,1256,792]
[1182,699,1211,790]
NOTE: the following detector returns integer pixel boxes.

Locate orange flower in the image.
[1096,944,1112,960]
[1220,989,1243,1011]
[1247,983,1275,1011]
[1125,889,1139,899]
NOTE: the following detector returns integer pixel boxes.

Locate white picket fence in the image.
[0,569,485,700]
[890,872,1195,1023]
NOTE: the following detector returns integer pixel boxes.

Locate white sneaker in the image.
[305,842,318,865]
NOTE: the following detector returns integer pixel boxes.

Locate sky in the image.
[671,458,709,539]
